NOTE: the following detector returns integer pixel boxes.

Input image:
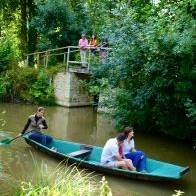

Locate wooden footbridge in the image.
[25,46,110,107]
[25,46,110,73]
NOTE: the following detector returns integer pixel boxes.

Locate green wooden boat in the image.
[23,134,190,181]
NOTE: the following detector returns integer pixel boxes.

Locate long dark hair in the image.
[123,127,134,138]
[90,34,96,42]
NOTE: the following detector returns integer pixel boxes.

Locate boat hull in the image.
[24,136,190,181]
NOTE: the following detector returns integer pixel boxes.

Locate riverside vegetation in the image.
[0,159,112,196]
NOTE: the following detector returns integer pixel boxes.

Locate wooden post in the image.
[43,55,46,67]
[88,47,90,71]
[45,51,49,68]
[63,52,66,65]
[26,55,29,66]
[37,53,40,66]
[66,47,70,71]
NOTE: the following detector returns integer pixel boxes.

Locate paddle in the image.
[0,130,33,145]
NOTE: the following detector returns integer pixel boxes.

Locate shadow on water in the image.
[0,103,195,196]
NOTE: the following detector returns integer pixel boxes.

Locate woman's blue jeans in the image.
[125,151,146,171]
[29,133,52,145]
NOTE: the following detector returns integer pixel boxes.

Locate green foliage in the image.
[184,99,196,123]
[184,99,196,142]
[30,70,55,105]
[31,0,88,50]
[46,64,65,77]
[0,67,56,105]
[7,67,38,102]
[0,0,19,28]
[0,74,12,98]
[99,176,112,196]
[84,77,109,96]
[92,0,195,139]
[1,157,112,196]
[0,38,13,72]
[172,189,185,196]
[16,162,111,196]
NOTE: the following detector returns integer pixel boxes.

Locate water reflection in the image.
[47,107,97,143]
[47,106,116,146]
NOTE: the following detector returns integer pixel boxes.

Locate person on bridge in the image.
[101,133,136,170]
[99,38,109,63]
[122,127,147,172]
[19,107,52,145]
[89,34,97,56]
[78,33,88,68]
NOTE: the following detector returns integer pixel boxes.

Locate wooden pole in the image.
[26,55,29,66]
[63,52,66,65]
[66,47,70,71]
[43,55,46,67]
[45,51,49,68]
[37,53,40,66]
[88,48,90,71]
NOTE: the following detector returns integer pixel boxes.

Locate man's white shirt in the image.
[101,138,119,164]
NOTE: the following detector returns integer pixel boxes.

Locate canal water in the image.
[0,103,195,196]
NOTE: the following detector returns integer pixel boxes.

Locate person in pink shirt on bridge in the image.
[78,33,88,68]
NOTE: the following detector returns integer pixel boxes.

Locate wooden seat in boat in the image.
[67,149,91,158]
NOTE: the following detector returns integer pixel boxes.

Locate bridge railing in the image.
[25,46,111,71]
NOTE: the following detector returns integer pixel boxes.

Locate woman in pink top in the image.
[78,33,88,67]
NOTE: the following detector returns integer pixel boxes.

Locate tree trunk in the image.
[27,0,37,66]
[19,0,28,57]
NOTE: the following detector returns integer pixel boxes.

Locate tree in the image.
[93,0,195,139]
[31,0,90,50]
[0,0,37,58]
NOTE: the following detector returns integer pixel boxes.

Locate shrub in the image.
[30,69,55,105]
[0,37,13,72]
[92,0,195,139]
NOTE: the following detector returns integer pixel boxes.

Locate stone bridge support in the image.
[53,72,93,107]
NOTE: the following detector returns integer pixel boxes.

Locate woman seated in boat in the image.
[122,127,147,172]
[101,133,136,171]
[19,107,52,145]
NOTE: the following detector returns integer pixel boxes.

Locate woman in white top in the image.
[123,127,147,172]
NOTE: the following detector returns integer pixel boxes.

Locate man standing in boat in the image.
[19,107,52,145]
[101,133,136,170]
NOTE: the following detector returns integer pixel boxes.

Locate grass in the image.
[17,163,112,196]
[0,151,112,196]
